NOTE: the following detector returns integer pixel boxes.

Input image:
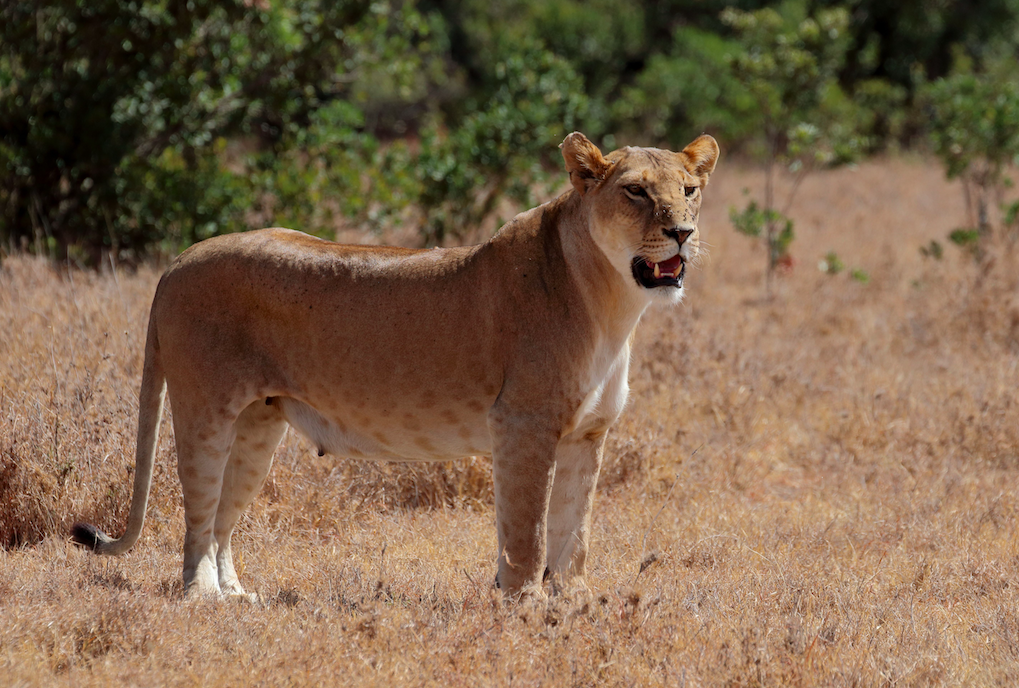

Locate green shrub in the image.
[612,26,757,146]
[850,268,869,284]
[0,0,434,261]
[819,251,844,275]
[722,3,865,294]
[4,0,1017,263]
[921,50,1019,260]
[413,38,587,245]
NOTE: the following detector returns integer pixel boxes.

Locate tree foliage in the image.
[722,3,865,293]
[0,0,436,260]
[2,0,1019,261]
[414,38,587,244]
[921,49,1019,257]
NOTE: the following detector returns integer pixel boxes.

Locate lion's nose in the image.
[663,227,694,246]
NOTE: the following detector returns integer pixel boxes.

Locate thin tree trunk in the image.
[764,131,778,298]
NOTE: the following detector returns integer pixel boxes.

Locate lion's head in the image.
[561,132,719,304]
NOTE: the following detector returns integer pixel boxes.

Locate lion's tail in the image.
[72,310,166,556]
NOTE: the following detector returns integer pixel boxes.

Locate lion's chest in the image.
[562,340,632,438]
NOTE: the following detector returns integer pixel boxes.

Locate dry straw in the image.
[2,157,1018,685]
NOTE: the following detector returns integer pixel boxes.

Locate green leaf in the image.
[850,268,870,284]
[948,228,981,246]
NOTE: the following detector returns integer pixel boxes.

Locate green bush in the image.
[729,197,795,270]
[612,26,757,145]
[722,3,865,293]
[3,0,1018,262]
[413,38,587,244]
[921,50,1019,259]
[0,0,433,261]
[819,251,844,275]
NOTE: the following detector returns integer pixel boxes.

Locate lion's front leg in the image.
[545,429,607,594]
[489,411,558,600]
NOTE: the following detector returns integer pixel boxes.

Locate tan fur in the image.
[72,132,719,601]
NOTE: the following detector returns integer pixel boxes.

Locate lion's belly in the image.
[275,397,493,461]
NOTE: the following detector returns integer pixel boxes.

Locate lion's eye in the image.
[685,185,698,197]
[624,184,648,199]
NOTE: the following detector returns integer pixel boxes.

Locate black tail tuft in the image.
[71,522,107,551]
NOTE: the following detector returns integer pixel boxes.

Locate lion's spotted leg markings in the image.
[545,430,607,593]
[173,406,239,597]
[214,399,288,599]
[490,413,558,599]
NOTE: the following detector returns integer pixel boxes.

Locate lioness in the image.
[72,132,719,600]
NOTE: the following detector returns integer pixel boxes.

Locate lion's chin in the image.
[631,255,685,290]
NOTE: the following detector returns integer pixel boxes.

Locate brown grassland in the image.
[2,156,1019,686]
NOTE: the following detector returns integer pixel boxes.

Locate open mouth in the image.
[631,254,686,289]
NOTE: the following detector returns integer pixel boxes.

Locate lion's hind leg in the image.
[214,398,288,600]
[171,401,240,598]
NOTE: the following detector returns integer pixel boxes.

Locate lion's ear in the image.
[561,132,610,196]
[680,134,719,183]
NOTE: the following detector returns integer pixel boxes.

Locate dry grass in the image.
[2,155,1019,686]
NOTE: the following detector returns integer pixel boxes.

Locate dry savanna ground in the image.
[2,155,1019,687]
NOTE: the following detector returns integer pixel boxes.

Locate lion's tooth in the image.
[653,263,661,279]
